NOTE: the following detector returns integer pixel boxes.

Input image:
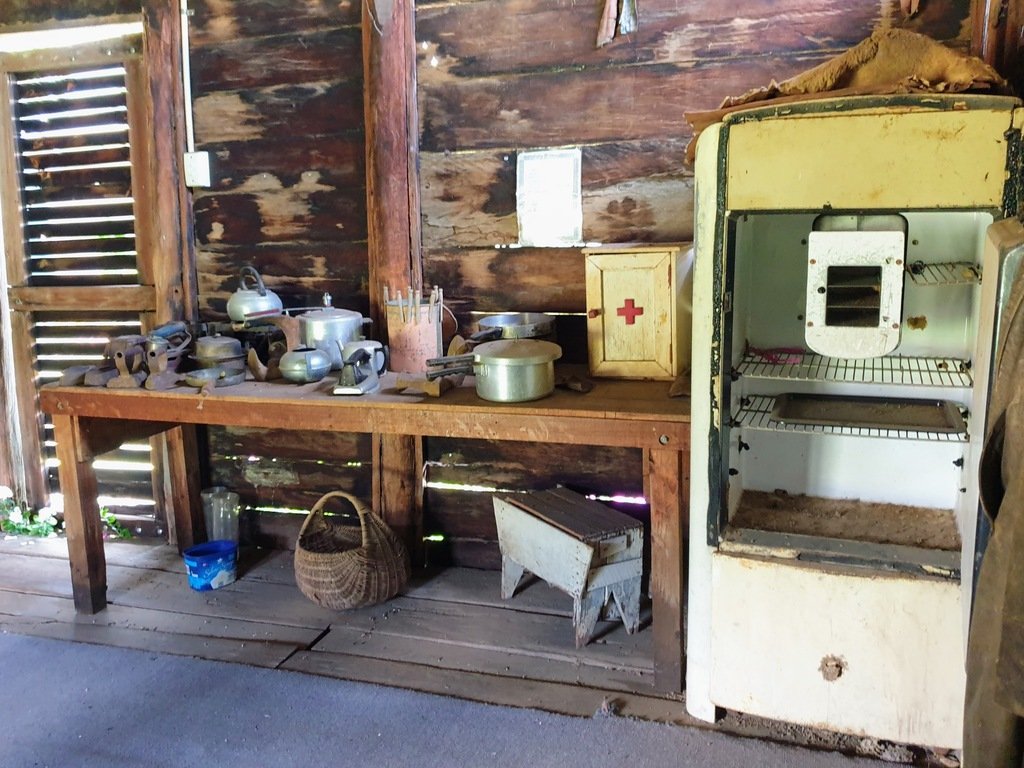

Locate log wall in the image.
[185,0,369,544]
[188,0,367,320]
[1,0,977,564]
[412,0,972,566]
[185,0,971,565]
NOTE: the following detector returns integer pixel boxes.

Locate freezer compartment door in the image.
[805,230,906,358]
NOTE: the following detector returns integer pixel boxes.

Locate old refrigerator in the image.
[687,94,1024,748]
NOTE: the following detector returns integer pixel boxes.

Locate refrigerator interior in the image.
[717,210,996,576]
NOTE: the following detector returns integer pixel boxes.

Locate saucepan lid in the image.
[473,339,562,366]
[194,334,243,359]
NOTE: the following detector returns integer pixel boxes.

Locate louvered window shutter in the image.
[0,28,183,538]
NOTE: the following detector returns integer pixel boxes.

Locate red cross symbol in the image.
[616,298,644,325]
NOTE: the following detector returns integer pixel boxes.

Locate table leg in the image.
[52,413,106,613]
[648,446,688,693]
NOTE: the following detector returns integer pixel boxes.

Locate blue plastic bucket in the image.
[183,540,237,591]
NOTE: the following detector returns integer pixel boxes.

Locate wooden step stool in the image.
[492,487,644,648]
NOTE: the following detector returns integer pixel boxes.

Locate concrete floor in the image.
[0,631,884,768]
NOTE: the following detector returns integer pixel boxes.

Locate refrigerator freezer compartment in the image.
[728,490,961,551]
[770,393,967,433]
[805,229,906,358]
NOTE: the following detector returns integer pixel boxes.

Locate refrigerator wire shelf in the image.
[736,351,973,388]
[733,395,969,442]
[905,260,982,286]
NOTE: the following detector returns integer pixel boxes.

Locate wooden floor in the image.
[0,535,901,760]
[0,535,692,723]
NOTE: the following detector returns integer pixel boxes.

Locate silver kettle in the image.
[226,266,283,322]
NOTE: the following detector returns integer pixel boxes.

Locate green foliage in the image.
[100,508,132,540]
[0,497,132,540]
[0,498,59,537]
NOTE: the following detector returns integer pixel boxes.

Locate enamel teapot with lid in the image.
[298,293,371,369]
[226,266,283,322]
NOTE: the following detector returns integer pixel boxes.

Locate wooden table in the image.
[39,374,690,691]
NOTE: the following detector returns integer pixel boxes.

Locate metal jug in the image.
[334,343,383,395]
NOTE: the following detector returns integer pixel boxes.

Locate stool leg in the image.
[602,587,620,620]
[500,556,527,599]
[574,589,604,648]
[611,577,642,634]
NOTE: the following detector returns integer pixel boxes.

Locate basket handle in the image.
[298,490,374,547]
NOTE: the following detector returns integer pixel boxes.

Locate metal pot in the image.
[279,346,332,383]
[192,335,246,373]
[427,339,562,402]
[298,293,371,369]
[226,266,283,322]
[472,312,555,342]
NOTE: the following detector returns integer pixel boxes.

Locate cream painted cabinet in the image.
[583,244,692,379]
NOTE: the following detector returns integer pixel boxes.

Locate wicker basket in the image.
[294,491,410,610]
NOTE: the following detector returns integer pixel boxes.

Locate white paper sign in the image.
[516,148,582,247]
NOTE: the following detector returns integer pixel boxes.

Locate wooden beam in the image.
[0,351,10,490]
[8,285,157,313]
[9,311,47,508]
[373,433,422,561]
[363,0,422,335]
[140,0,195,324]
[0,27,140,73]
[158,425,203,553]
[0,67,43,507]
[647,446,687,693]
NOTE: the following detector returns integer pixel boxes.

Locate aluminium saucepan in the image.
[426,339,562,402]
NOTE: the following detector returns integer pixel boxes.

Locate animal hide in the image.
[684,29,1010,163]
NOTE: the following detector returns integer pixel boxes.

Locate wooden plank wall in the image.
[188,0,367,317]
[0,0,977,563]
[186,0,369,545]
[413,0,973,567]
[180,0,973,565]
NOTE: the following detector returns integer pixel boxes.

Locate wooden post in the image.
[52,413,106,614]
[140,1,200,545]
[972,0,1024,90]
[5,311,47,508]
[373,433,422,562]
[362,0,422,336]
[160,425,203,552]
[363,0,422,566]
[647,445,688,693]
[140,0,194,324]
